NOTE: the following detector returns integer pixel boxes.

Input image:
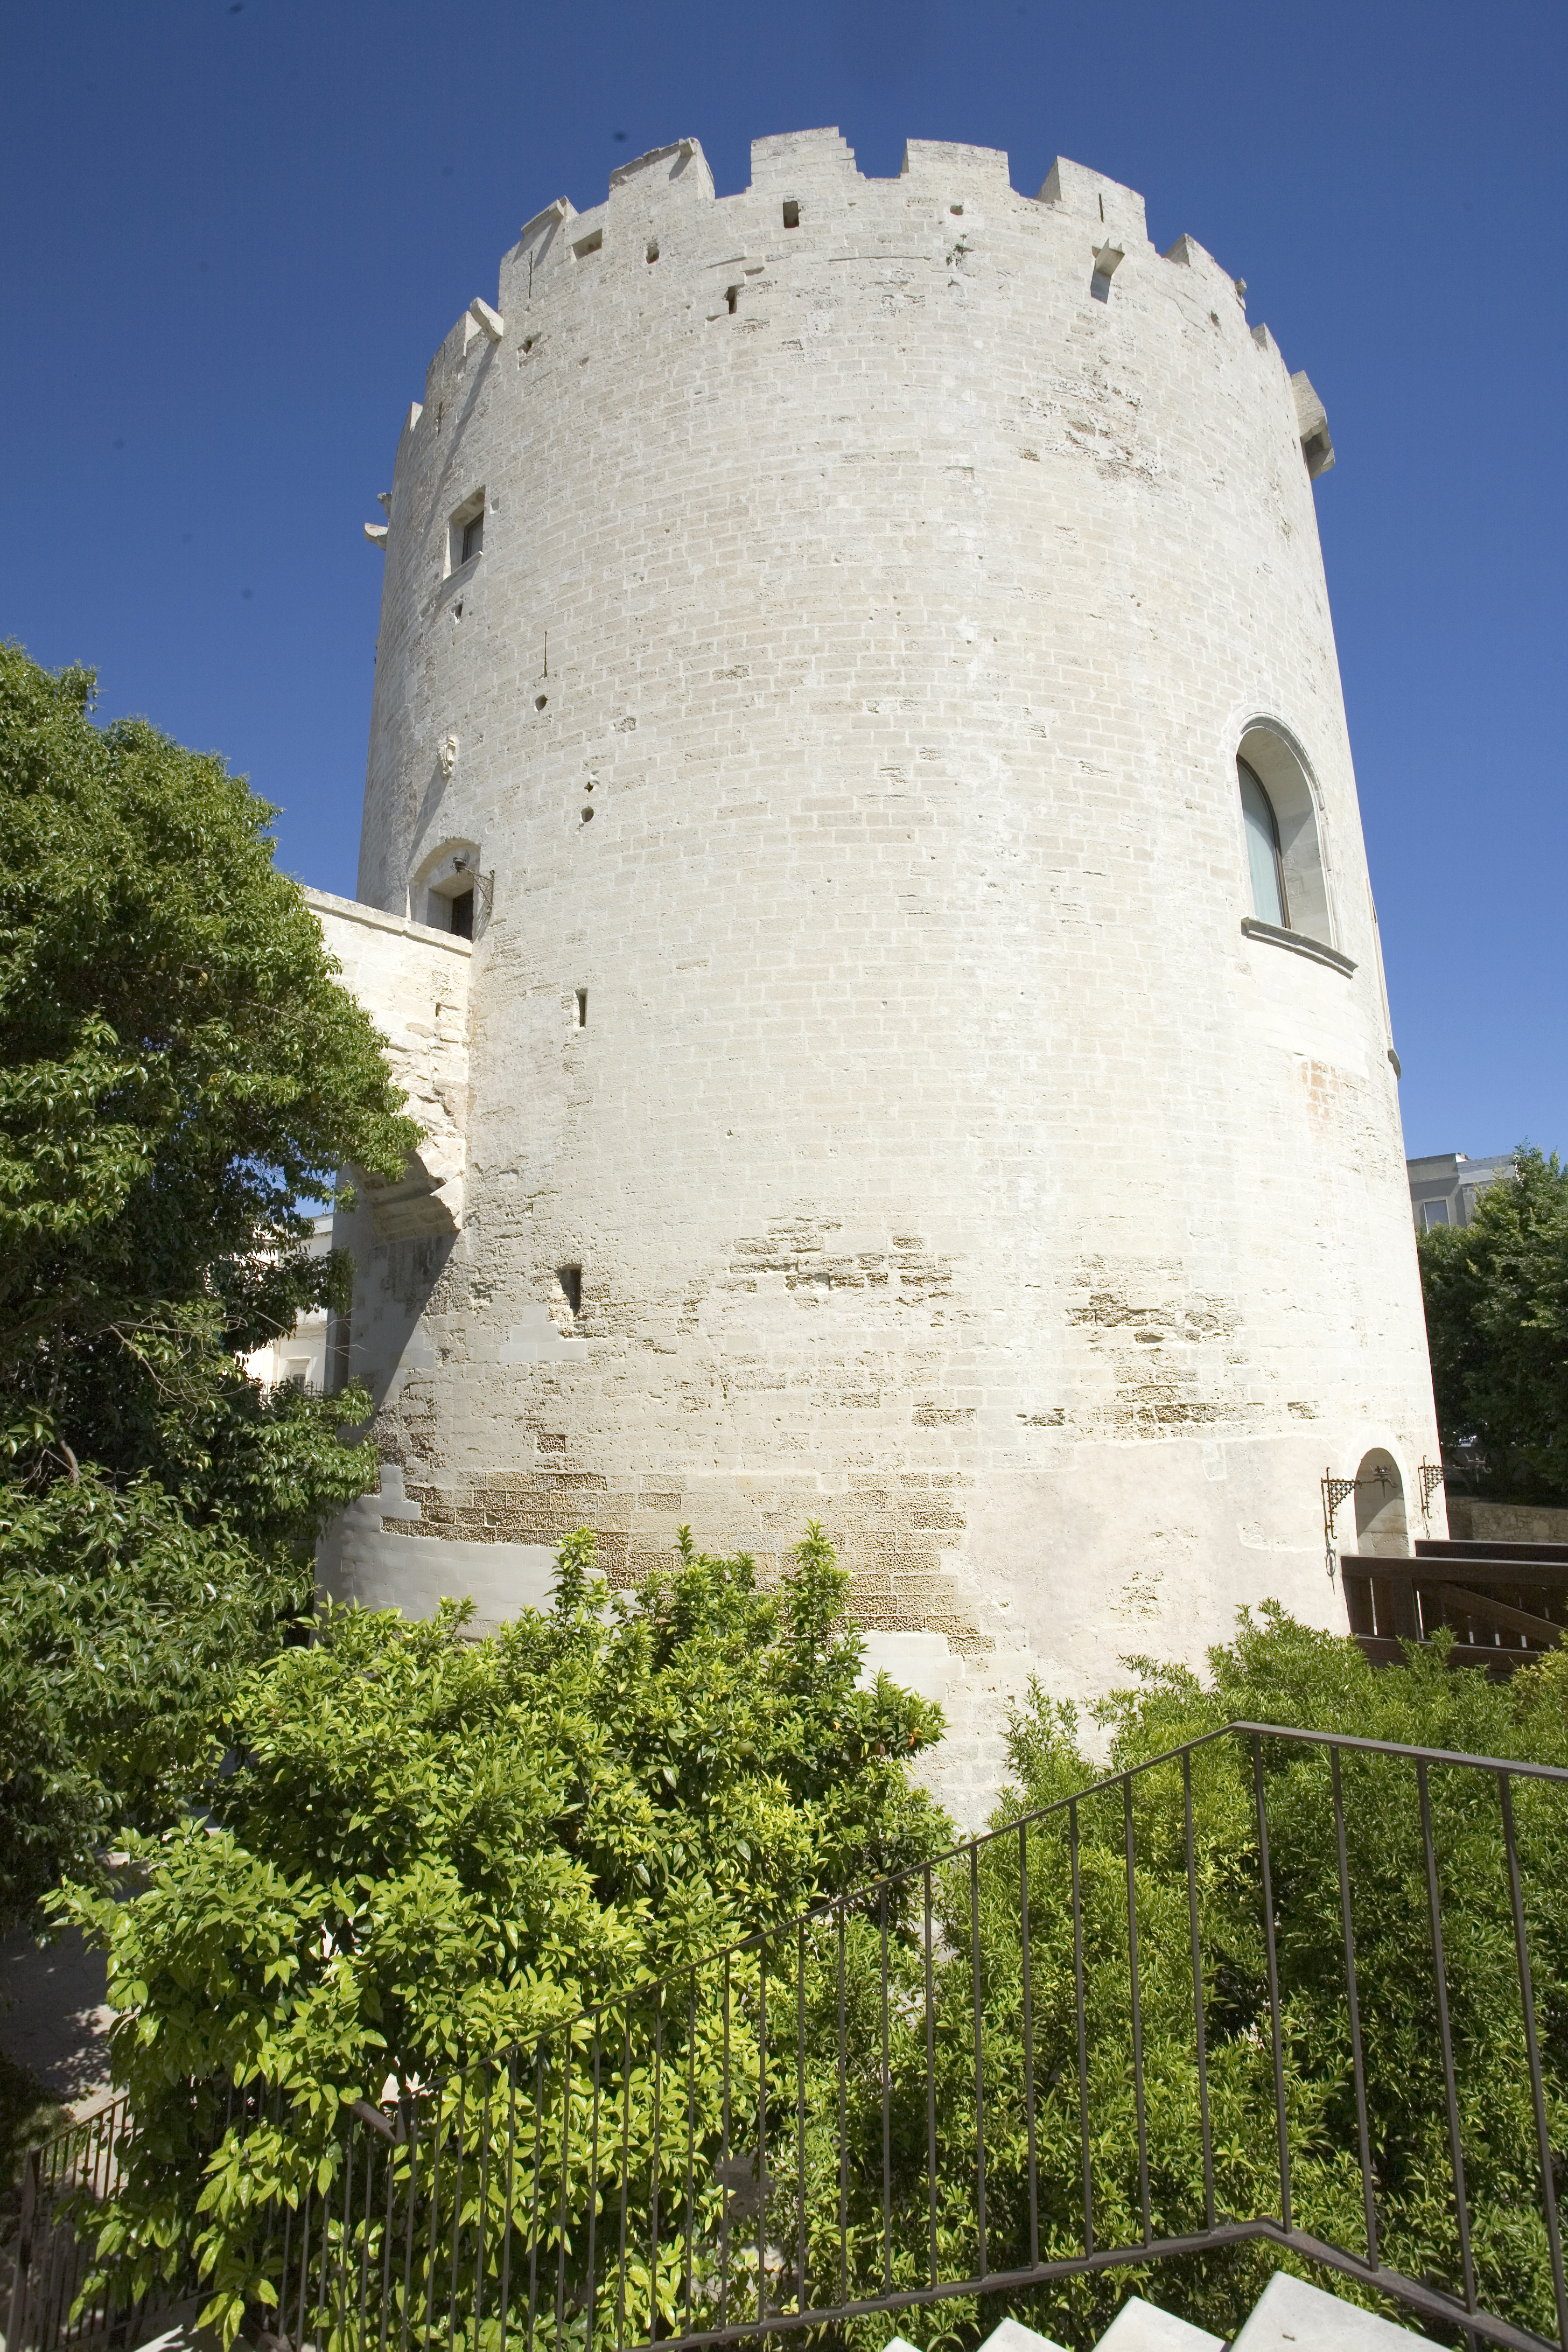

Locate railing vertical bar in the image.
[474,2069,493,2341]
[424,2083,446,2352]
[881,1880,893,2295]
[446,2070,469,2352]
[650,1984,665,2348]
[684,1973,698,2340]
[719,1955,732,2336]
[1071,1796,1093,2257]
[528,2046,545,2352]
[1123,1773,1150,2246]
[1500,1772,1568,2351]
[499,2049,518,2352]
[1182,1749,1215,2232]
[1418,1758,1479,2322]
[556,2041,574,2352]
[617,2015,632,2352]
[379,2099,398,2352]
[1020,1817,1039,2272]
[836,1902,848,2306]
[970,1839,988,2277]
[318,2143,338,2352]
[1330,1744,1378,2271]
[358,2116,375,2352]
[796,1920,808,2319]
[584,2029,603,2352]
[756,1935,769,2327]
[279,2156,296,2352]
[399,2100,418,2352]
[924,1864,937,2293]
[1250,1730,1292,2235]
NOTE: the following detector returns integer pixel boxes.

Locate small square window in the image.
[447,491,485,575]
[1422,1201,1451,1231]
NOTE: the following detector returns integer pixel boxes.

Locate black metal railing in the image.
[4,2093,169,2352]
[27,1724,1568,2352]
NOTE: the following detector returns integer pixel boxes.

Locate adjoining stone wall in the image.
[1445,1497,1568,1547]
[318,127,1443,1825]
[306,888,471,1237]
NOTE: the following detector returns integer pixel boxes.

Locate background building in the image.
[242,1214,335,1392]
[1406,1151,1514,1234]
[308,129,1441,1815]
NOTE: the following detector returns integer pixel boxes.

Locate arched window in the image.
[411,838,484,935]
[1234,724,1339,954]
[1238,759,1287,928]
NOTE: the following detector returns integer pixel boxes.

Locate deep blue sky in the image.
[3,1,1562,1159]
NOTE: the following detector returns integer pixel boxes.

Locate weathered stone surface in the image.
[316,130,1440,1824]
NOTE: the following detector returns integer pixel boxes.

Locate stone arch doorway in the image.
[1354,1451,1409,1557]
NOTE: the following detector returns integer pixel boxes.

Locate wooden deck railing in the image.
[1342,1538,1568,1674]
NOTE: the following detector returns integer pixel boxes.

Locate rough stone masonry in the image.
[313,129,1441,1822]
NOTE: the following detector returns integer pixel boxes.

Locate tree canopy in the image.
[0,643,420,1930]
[1418,1145,1568,1500]
[0,641,415,1506]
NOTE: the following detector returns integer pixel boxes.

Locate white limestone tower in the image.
[320,129,1440,1814]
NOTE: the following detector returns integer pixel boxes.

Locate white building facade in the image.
[318,129,1441,1813]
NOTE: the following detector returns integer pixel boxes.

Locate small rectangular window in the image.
[572,228,603,260]
[574,989,587,1027]
[448,888,474,940]
[558,1265,582,1314]
[782,200,800,229]
[1422,1200,1451,1231]
[447,491,485,576]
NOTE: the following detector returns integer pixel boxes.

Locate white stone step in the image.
[970,2321,1069,2352]
[1231,2270,1436,2347]
[886,2266,1437,2352]
[1095,2294,1224,2346]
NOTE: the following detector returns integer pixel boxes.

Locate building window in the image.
[1239,758,1289,928]
[1422,1200,1451,1231]
[446,491,485,576]
[447,887,474,939]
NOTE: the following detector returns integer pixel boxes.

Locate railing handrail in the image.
[20,1717,1568,2352]
[396,1717,1568,2088]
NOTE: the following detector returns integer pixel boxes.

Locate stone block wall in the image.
[314,129,1443,1824]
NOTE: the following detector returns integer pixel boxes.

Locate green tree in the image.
[0,644,419,1928]
[62,1525,949,2337]
[1418,1145,1568,1499]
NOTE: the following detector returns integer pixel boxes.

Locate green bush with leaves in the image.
[1419,1144,1568,1500]
[62,1525,948,2337]
[902,1608,1568,2345]
[66,1593,1568,2352]
[0,643,419,1929]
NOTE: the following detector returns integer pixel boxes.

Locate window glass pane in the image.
[1240,766,1286,927]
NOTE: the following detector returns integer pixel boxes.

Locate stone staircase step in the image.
[1096,2295,1223,2347]
[1231,2272,1436,2347]
[886,2267,1438,2352]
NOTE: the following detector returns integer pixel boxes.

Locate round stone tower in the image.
[322,128,1441,1814]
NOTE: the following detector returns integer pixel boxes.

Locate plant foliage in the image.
[64,1597,1568,2352]
[62,1524,948,2337]
[0,643,420,1930]
[1419,1144,1568,1500]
